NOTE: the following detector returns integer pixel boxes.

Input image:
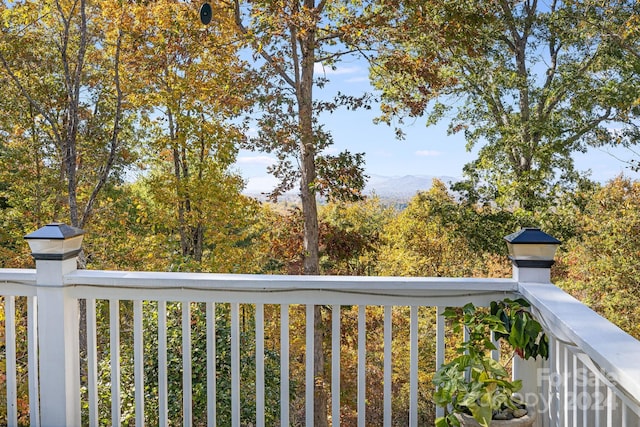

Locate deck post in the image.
[505,228,560,424]
[25,223,84,427]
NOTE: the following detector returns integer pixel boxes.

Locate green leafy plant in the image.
[433,298,549,427]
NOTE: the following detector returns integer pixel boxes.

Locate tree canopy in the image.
[0,0,137,234]
[368,0,640,210]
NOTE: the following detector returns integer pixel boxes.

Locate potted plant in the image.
[433,298,549,427]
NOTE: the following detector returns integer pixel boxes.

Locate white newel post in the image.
[504,228,560,423]
[25,223,84,427]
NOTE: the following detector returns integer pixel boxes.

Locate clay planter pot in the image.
[455,408,536,427]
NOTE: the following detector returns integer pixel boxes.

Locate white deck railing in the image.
[519,281,640,427]
[1,238,640,426]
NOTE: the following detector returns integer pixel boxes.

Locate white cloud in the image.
[243,175,279,194]
[237,155,275,166]
[314,63,361,76]
[345,76,370,83]
[416,150,442,157]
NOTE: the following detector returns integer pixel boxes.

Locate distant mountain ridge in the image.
[364,174,459,198]
[243,174,459,202]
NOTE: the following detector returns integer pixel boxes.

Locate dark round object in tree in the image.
[200,3,212,25]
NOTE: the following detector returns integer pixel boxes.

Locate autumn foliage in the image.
[1,0,640,424]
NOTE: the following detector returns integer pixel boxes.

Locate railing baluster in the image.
[231,303,241,427]
[332,304,341,427]
[568,348,640,426]
[306,304,314,426]
[280,304,290,426]
[256,303,265,427]
[595,375,601,427]
[357,305,366,427]
[6,296,17,427]
[27,296,40,427]
[383,305,392,427]
[490,330,500,362]
[435,306,445,419]
[183,301,192,426]
[87,298,98,427]
[158,300,168,426]
[134,300,144,427]
[206,302,216,427]
[606,387,613,427]
[582,356,587,427]
[409,305,418,427]
[466,327,472,383]
[562,343,568,425]
[571,353,580,427]
[110,299,121,427]
[549,336,558,427]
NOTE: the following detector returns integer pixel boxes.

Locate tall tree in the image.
[228,0,370,275]
[123,0,254,265]
[368,0,640,210]
[221,1,374,423]
[0,0,135,234]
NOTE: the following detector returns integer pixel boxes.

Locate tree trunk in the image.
[298,5,328,423]
[299,74,329,427]
[169,109,203,262]
[300,140,320,275]
[232,0,330,421]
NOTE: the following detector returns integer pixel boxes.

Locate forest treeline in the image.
[5,176,640,339]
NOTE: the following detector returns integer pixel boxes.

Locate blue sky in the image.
[236,61,640,194]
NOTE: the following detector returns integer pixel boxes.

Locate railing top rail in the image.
[0,268,37,296]
[519,281,640,405]
[61,269,519,306]
[65,269,516,290]
[0,268,36,280]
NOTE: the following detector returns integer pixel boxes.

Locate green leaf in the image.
[471,393,493,427]
[510,313,527,348]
